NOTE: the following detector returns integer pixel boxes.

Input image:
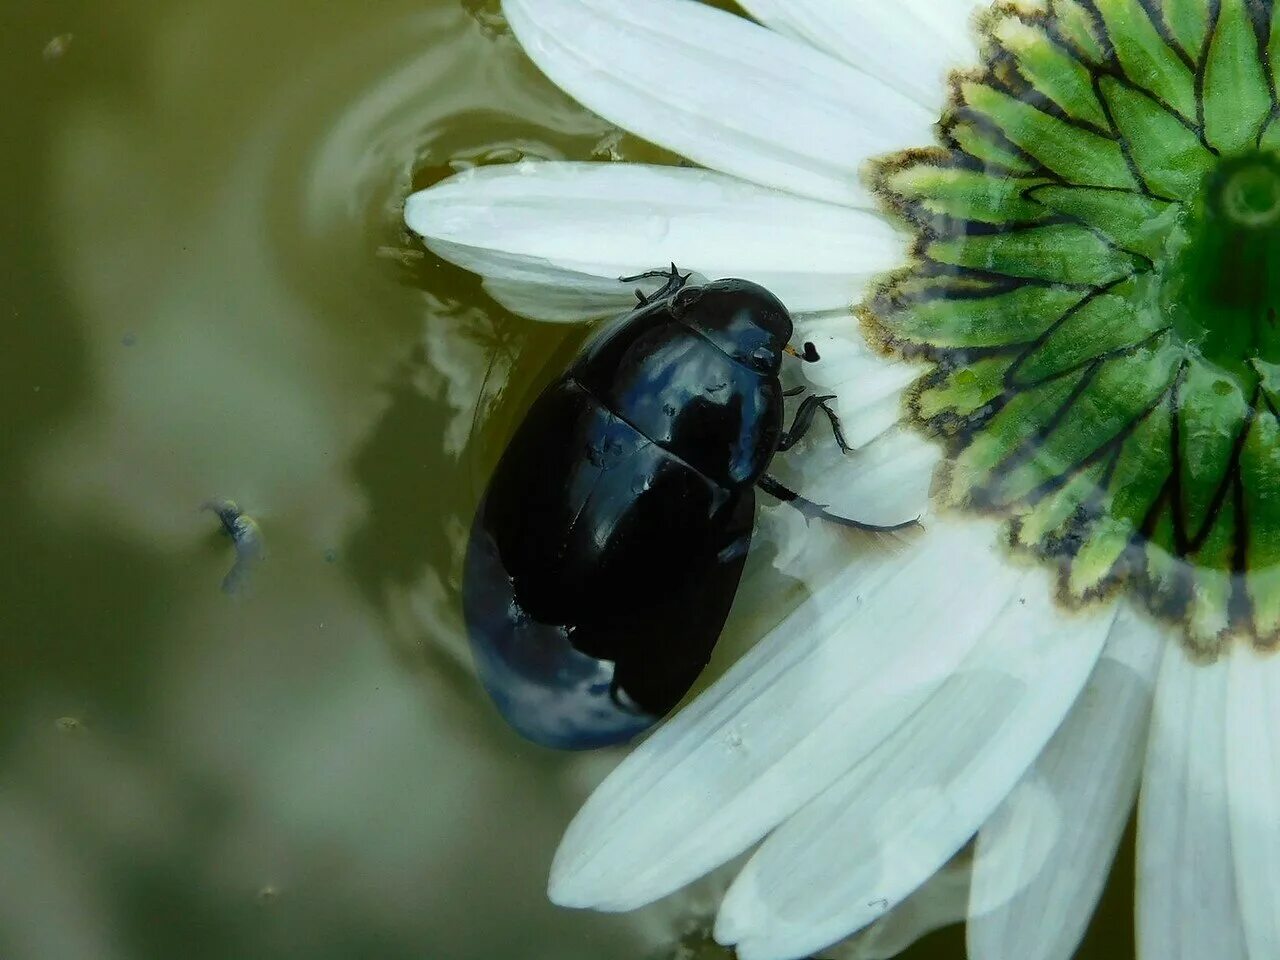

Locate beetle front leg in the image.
[777,394,852,454]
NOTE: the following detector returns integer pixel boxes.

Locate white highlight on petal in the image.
[549,520,1024,913]
[837,391,910,452]
[1226,646,1280,960]
[738,0,980,113]
[966,603,1164,960]
[405,162,904,320]
[714,569,1117,960]
[1138,646,1248,960]
[501,0,934,207]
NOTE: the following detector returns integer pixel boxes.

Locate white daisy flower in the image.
[405,0,1280,958]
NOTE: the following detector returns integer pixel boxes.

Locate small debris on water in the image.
[376,245,425,266]
[54,716,84,734]
[591,129,626,162]
[460,0,509,38]
[121,332,137,347]
[323,548,338,564]
[42,34,73,61]
[255,885,280,906]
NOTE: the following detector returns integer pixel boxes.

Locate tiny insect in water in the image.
[463,267,917,749]
[204,498,264,596]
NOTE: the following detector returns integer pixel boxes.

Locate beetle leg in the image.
[815,397,852,454]
[619,262,683,284]
[782,385,806,398]
[778,393,853,454]
[619,262,689,305]
[777,394,824,452]
[758,474,921,533]
[779,393,851,453]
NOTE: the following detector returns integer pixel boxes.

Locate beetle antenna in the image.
[784,342,822,363]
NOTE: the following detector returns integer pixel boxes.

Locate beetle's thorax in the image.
[570,288,787,489]
[670,279,794,375]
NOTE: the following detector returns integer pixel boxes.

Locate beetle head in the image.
[669,278,794,373]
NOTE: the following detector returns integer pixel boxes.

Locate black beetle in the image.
[462,267,914,749]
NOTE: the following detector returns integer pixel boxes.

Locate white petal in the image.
[738,0,979,112]
[967,603,1164,960]
[550,520,1025,912]
[715,571,1116,960]
[501,0,934,207]
[838,858,970,960]
[837,392,909,451]
[796,311,922,449]
[406,162,905,319]
[798,312,921,403]
[896,0,984,59]
[1138,646,1248,960]
[1226,647,1280,959]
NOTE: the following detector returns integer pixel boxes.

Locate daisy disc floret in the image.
[868,0,1280,652]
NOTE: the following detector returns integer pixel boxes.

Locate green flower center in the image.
[1166,154,1280,389]
[865,0,1280,651]
[1216,157,1280,226]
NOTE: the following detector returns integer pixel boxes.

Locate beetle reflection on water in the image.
[463,268,916,749]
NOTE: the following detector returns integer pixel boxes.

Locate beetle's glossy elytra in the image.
[462,272,903,749]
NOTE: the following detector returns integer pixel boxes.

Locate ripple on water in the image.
[23,2,680,959]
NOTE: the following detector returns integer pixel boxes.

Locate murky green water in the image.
[1,1,1136,956]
